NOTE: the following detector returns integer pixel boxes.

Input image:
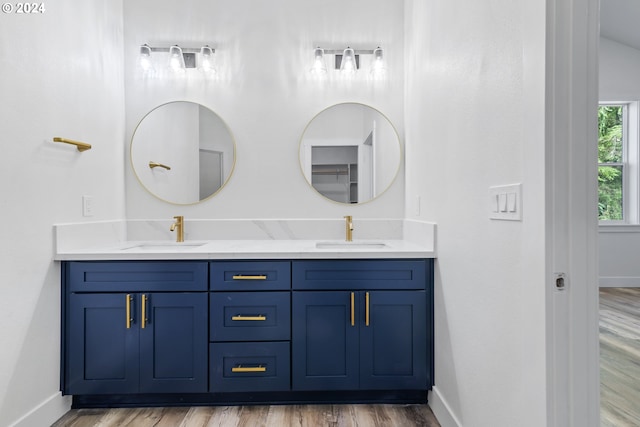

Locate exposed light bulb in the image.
[168,45,185,73]
[310,47,327,76]
[340,47,357,75]
[139,44,153,72]
[199,45,216,75]
[370,47,386,79]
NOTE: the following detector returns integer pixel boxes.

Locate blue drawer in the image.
[210,292,290,341]
[66,261,208,292]
[210,342,290,392]
[292,260,427,290]
[210,261,290,291]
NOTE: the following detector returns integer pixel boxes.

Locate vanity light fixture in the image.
[168,45,186,72]
[310,47,328,76]
[339,47,357,75]
[139,44,153,72]
[199,45,216,74]
[309,46,386,77]
[370,47,386,78]
[139,43,217,77]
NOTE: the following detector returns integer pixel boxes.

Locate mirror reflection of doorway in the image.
[199,149,223,200]
[311,146,358,203]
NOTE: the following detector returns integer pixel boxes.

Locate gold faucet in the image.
[170,216,184,242]
[344,215,353,242]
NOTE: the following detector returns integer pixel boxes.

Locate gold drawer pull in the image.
[231,315,267,321]
[232,275,268,280]
[232,365,266,373]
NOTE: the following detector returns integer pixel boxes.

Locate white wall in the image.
[123,0,405,218]
[404,1,548,426]
[0,1,125,426]
[599,37,640,286]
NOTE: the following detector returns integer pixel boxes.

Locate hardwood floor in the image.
[51,404,441,427]
[600,287,640,427]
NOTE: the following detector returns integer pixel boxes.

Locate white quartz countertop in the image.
[53,219,436,260]
[54,239,435,260]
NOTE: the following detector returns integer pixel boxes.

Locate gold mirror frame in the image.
[299,102,402,204]
[130,101,236,205]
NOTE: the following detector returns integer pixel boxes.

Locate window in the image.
[598,105,624,220]
[598,103,639,224]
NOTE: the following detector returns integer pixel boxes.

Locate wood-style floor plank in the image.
[600,287,640,427]
[52,404,440,427]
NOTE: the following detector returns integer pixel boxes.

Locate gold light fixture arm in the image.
[53,137,92,152]
[149,161,171,170]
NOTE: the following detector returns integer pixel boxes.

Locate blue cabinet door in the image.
[139,293,208,393]
[292,291,359,390]
[359,291,428,389]
[292,290,428,391]
[66,292,207,395]
[66,293,139,394]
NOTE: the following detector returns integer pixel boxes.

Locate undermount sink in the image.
[315,241,388,250]
[122,242,206,251]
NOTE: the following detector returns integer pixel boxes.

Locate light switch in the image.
[489,184,522,221]
[82,195,94,217]
[499,193,508,212]
[507,192,517,212]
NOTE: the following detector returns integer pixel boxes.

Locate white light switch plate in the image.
[489,184,522,221]
[82,195,94,217]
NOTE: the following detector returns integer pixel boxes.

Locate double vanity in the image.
[56,219,436,408]
[56,99,434,407]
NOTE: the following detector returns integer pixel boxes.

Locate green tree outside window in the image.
[598,105,623,220]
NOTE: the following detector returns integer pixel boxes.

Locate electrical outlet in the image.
[82,195,94,217]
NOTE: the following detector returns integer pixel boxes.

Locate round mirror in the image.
[299,103,401,204]
[131,101,235,204]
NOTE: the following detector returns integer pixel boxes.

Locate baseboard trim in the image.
[429,386,462,427]
[599,276,640,287]
[7,393,70,427]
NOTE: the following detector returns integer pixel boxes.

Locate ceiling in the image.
[600,0,640,51]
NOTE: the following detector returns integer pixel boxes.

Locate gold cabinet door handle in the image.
[126,294,133,329]
[365,292,370,326]
[141,294,147,329]
[231,365,266,373]
[231,315,267,321]
[351,292,355,326]
[232,275,268,280]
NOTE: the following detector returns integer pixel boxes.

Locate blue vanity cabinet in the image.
[209,261,292,392]
[292,291,360,390]
[291,260,432,391]
[62,261,208,395]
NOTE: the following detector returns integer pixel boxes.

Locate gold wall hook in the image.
[149,161,171,170]
[53,137,92,152]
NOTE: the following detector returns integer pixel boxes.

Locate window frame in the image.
[598,102,639,225]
